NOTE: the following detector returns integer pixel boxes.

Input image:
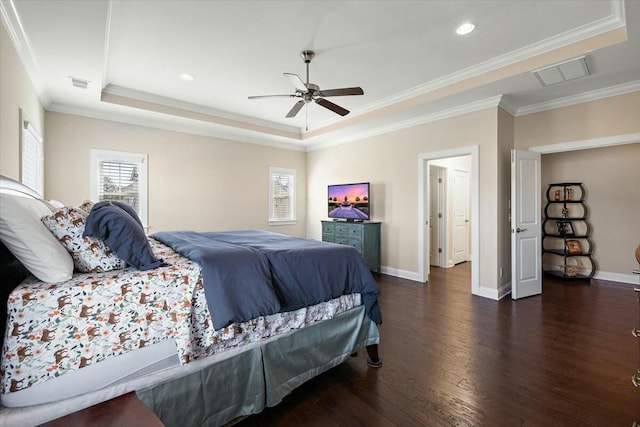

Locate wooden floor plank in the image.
[237,262,640,426]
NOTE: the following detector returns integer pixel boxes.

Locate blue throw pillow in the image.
[83,201,165,270]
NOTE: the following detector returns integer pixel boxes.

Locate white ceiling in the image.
[3,0,639,150]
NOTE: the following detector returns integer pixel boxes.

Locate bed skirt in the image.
[136,305,379,427]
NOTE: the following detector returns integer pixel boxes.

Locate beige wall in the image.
[497,108,514,287]
[541,144,640,275]
[515,92,640,279]
[0,22,45,182]
[515,92,640,148]
[45,112,307,237]
[307,108,503,291]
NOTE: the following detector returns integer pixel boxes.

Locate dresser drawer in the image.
[334,224,349,236]
[320,220,381,273]
[347,226,362,238]
[348,239,363,253]
[322,222,335,235]
[334,236,349,245]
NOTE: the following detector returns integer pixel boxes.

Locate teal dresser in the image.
[321,221,381,273]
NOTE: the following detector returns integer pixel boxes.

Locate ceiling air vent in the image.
[70,77,89,89]
[532,56,590,87]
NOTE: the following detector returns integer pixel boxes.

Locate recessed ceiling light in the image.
[456,22,475,35]
[179,74,194,81]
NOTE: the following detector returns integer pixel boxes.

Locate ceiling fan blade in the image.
[286,100,305,118]
[284,73,308,92]
[315,98,349,116]
[317,87,364,97]
[248,94,295,100]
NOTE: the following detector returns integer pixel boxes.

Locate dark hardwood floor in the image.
[237,263,640,426]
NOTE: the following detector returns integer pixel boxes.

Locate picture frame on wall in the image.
[565,239,582,254]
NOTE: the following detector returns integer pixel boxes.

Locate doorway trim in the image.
[429,164,447,268]
[418,145,479,295]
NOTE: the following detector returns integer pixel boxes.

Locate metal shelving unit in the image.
[542,183,595,280]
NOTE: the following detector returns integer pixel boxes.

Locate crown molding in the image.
[308,96,503,151]
[0,0,51,106]
[498,96,519,116]
[102,84,301,136]
[529,132,640,154]
[308,0,626,132]
[47,102,307,152]
[516,80,640,116]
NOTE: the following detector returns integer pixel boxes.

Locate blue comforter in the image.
[151,230,381,329]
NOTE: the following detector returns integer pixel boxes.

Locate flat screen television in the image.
[328,182,370,221]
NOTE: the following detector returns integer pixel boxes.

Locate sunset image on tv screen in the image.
[328,183,369,219]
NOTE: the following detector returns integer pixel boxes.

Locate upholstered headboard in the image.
[0,176,38,345]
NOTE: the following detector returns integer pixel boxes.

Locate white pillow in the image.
[0,192,74,283]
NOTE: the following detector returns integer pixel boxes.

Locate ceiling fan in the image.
[248,50,364,118]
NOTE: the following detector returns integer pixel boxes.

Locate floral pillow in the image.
[77,199,94,214]
[42,207,126,273]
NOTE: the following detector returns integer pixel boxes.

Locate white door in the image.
[429,166,445,267]
[511,150,542,299]
[452,168,469,264]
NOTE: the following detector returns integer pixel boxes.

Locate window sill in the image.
[269,220,297,226]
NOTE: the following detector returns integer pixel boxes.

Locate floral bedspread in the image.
[1,239,360,395]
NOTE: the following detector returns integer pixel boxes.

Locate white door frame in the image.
[418,145,479,295]
[429,165,446,268]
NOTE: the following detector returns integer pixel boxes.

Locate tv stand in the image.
[321,220,381,273]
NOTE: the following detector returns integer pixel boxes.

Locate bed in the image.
[0,175,381,426]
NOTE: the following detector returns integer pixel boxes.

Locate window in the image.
[21,121,44,197]
[90,149,148,227]
[269,167,296,225]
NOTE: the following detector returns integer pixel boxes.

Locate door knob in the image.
[516,227,527,233]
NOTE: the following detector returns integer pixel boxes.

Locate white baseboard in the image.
[379,266,422,282]
[497,282,512,300]
[543,263,639,285]
[593,271,640,285]
[473,286,500,300]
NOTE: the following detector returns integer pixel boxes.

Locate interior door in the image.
[452,168,469,264]
[511,149,542,299]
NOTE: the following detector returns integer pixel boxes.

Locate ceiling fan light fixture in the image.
[456,22,475,35]
[179,73,194,81]
[248,50,364,118]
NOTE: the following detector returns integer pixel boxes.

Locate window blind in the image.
[269,168,296,224]
[97,160,141,212]
[21,121,44,196]
[90,150,148,227]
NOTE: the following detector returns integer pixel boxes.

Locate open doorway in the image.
[429,157,472,268]
[418,146,479,295]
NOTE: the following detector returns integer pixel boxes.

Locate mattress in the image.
[0,304,378,427]
[1,239,362,407]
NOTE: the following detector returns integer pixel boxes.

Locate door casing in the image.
[418,146,479,295]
